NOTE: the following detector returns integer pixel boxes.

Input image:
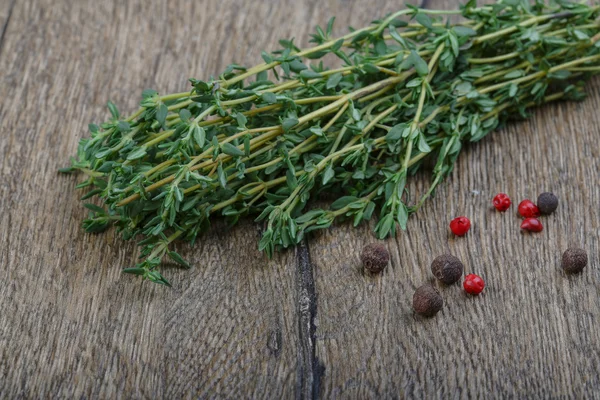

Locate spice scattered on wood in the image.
[361,243,390,273]
[518,200,541,219]
[431,254,464,284]
[463,273,485,295]
[413,284,443,317]
[60,1,600,285]
[537,192,559,214]
[521,217,543,232]
[493,193,511,212]
[562,247,588,273]
[450,216,471,236]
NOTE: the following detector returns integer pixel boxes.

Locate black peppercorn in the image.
[431,254,464,284]
[361,244,389,273]
[413,284,443,317]
[537,192,559,214]
[562,248,588,273]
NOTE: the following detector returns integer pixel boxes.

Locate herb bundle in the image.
[62,0,600,285]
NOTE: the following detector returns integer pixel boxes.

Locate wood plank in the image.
[1,0,599,397]
[0,0,316,397]
[309,0,600,397]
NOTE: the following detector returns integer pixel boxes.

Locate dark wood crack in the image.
[295,240,324,400]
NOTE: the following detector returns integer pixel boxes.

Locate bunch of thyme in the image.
[62,0,600,285]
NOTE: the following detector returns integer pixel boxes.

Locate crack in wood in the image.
[295,240,324,400]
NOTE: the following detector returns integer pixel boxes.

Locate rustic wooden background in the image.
[1,0,599,397]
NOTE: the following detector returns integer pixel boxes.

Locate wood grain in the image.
[0,0,599,398]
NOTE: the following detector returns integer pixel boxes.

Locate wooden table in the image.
[1,0,599,397]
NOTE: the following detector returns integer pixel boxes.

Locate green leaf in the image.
[289,59,307,72]
[417,133,431,153]
[310,125,324,137]
[146,270,172,287]
[81,189,103,200]
[88,123,99,133]
[415,13,434,29]
[117,121,131,133]
[449,33,459,57]
[123,267,146,276]
[282,118,299,132]
[221,142,244,157]
[362,64,380,74]
[509,83,518,97]
[455,81,472,95]
[330,196,358,210]
[322,164,335,185]
[397,203,408,230]
[168,251,191,268]
[300,70,322,79]
[389,26,408,48]
[453,26,476,37]
[375,214,394,239]
[217,162,227,188]
[411,51,428,76]
[83,203,106,214]
[179,109,192,122]
[261,92,277,104]
[326,73,343,89]
[244,135,251,156]
[192,125,206,148]
[235,113,247,128]
[326,17,336,37]
[296,210,325,224]
[385,123,405,141]
[261,51,273,63]
[142,89,158,99]
[549,70,571,80]
[126,147,147,161]
[504,70,525,79]
[331,39,344,52]
[574,30,589,40]
[107,101,119,119]
[156,104,168,127]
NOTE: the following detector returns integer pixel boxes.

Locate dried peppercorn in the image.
[493,193,511,212]
[561,248,588,273]
[537,192,559,214]
[360,243,390,273]
[431,254,464,284]
[450,216,471,236]
[463,274,485,295]
[521,217,543,232]
[518,199,540,218]
[413,284,443,317]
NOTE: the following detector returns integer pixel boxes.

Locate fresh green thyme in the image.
[62,0,600,286]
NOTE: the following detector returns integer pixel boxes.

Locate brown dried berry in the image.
[360,244,389,273]
[413,284,443,317]
[562,248,588,273]
[537,192,558,214]
[431,254,464,284]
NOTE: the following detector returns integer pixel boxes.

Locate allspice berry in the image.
[413,284,443,317]
[562,248,588,273]
[361,243,389,273]
[431,254,464,284]
[537,192,559,214]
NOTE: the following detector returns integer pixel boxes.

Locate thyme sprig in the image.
[62,0,600,285]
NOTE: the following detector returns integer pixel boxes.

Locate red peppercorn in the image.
[518,199,540,218]
[520,217,543,232]
[450,216,471,236]
[493,193,511,212]
[463,273,485,295]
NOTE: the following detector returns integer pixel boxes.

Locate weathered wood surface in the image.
[0,0,598,398]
